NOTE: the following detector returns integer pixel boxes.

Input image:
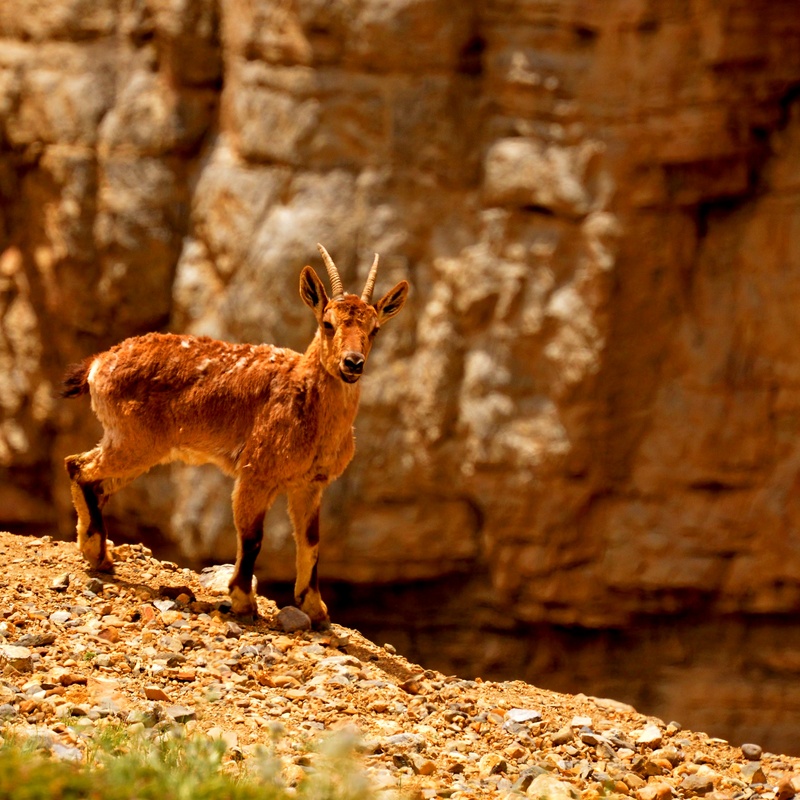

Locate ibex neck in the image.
[300,333,361,410]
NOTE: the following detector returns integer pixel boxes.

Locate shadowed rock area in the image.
[1,0,800,752]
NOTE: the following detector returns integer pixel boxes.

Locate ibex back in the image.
[62,244,409,627]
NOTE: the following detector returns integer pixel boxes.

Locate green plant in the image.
[0,724,398,800]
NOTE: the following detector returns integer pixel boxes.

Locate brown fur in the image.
[63,251,409,626]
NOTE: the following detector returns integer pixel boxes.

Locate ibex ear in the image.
[375,280,409,324]
[300,266,328,320]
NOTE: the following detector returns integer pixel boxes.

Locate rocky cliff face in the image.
[2,0,800,748]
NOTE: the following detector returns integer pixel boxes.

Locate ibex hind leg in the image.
[65,448,152,572]
[65,450,114,572]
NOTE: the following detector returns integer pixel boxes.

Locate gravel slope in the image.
[0,531,797,799]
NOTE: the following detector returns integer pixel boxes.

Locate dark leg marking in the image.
[230,512,265,596]
[81,481,107,535]
[305,511,320,546]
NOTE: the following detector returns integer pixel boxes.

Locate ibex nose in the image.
[342,352,365,375]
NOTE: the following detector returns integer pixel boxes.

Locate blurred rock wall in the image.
[2,0,800,638]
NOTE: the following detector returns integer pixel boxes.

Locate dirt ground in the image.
[0,530,797,799]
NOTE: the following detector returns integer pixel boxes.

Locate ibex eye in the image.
[323,320,334,332]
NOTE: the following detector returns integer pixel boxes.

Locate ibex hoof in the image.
[80,539,114,573]
[312,616,331,631]
[229,587,258,617]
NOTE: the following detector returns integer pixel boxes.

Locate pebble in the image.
[681,772,715,795]
[276,606,311,633]
[527,773,579,800]
[635,724,663,749]
[552,725,575,745]
[85,577,105,594]
[742,742,763,761]
[165,705,196,723]
[144,686,172,702]
[741,761,767,785]
[636,782,673,800]
[505,707,542,723]
[50,573,71,592]
[478,753,507,777]
[0,644,33,672]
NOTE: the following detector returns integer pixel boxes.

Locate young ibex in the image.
[62,244,409,627]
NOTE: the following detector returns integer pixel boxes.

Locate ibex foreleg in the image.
[229,478,275,616]
[288,485,329,628]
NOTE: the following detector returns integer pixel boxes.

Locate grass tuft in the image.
[0,724,394,800]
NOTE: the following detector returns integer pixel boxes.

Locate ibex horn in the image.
[361,253,380,303]
[316,243,344,299]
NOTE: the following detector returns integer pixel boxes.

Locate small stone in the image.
[0,704,17,718]
[740,762,767,785]
[153,599,176,613]
[58,672,88,686]
[50,573,70,592]
[552,725,574,745]
[410,754,436,775]
[399,675,427,695]
[0,644,33,672]
[681,773,715,796]
[199,564,237,593]
[383,643,397,654]
[276,606,311,633]
[479,753,507,777]
[49,610,73,625]
[139,605,158,625]
[635,724,663,749]
[636,783,673,800]
[505,708,542,724]
[160,611,184,627]
[51,743,82,762]
[504,743,528,760]
[144,686,172,702]
[85,577,105,594]
[96,627,120,644]
[580,729,607,746]
[741,743,762,761]
[527,774,579,800]
[666,721,682,733]
[225,621,243,639]
[13,633,56,648]
[777,776,796,800]
[165,705,196,723]
[624,773,646,790]
[651,748,682,767]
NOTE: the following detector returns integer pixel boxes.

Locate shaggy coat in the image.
[63,247,409,625]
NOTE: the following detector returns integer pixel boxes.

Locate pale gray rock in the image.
[276,606,312,633]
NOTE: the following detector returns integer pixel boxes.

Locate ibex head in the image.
[300,243,409,384]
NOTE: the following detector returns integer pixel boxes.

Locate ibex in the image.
[62,244,409,627]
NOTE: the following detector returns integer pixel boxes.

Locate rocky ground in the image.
[0,530,797,800]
